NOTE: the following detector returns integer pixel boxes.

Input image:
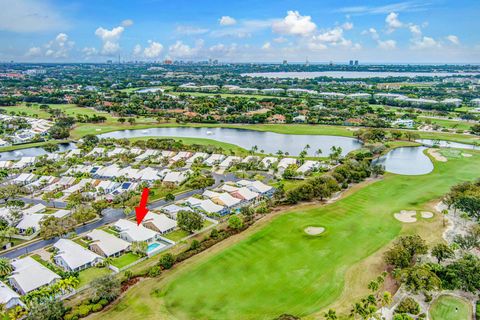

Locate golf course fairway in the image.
[94,150,480,320]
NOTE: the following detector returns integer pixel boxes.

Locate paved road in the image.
[2,172,239,259]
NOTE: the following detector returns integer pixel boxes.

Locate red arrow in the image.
[135,187,150,225]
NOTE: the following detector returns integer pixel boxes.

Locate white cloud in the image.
[338,2,430,15]
[25,47,42,57]
[24,33,74,59]
[385,12,403,33]
[143,41,163,59]
[378,39,396,50]
[272,11,316,36]
[411,36,438,49]
[219,16,237,26]
[176,25,209,35]
[273,37,288,43]
[132,44,142,56]
[408,24,421,36]
[95,26,126,55]
[342,22,354,30]
[168,40,203,59]
[446,35,460,45]
[82,47,97,57]
[262,42,271,50]
[121,19,134,27]
[0,0,67,33]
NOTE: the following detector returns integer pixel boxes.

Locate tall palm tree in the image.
[323,309,337,320]
[0,258,13,277]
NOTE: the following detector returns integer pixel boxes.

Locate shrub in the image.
[210,228,218,239]
[64,314,78,320]
[190,239,201,251]
[395,297,420,315]
[99,298,109,307]
[147,265,162,277]
[158,253,175,269]
[91,304,103,312]
[77,304,93,317]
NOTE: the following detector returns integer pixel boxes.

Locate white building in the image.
[86,229,131,257]
[163,171,190,185]
[0,281,24,309]
[53,239,103,272]
[113,219,159,243]
[142,213,177,234]
[9,257,60,295]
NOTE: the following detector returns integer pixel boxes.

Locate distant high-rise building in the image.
[106,60,113,64]
[282,60,288,65]
[305,57,309,66]
[163,59,173,65]
[354,60,359,66]
[349,60,354,66]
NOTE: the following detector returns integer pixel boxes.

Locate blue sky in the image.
[0,0,479,63]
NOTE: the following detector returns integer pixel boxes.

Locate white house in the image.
[159,204,192,220]
[236,180,274,195]
[96,180,119,194]
[171,151,193,162]
[185,197,226,215]
[142,213,177,234]
[12,157,36,169]
[9,257,60,295]
[204,154,226,166]
[135,149,159,161]
[107,147,127,157]
[86,147,105,157]
[296,161,321,174]
[186,152,209,164]
[113,219,158,243]
[53,239,103,272]
[219,156,242,169]
[278,158,297,170]
[0,281,24,309]
[230,187,259,202]
[86,229,131,257]
[163,171,190,185]
[12,173,37,185]
[260,157,278,169]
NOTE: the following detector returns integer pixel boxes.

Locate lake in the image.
[242,71,479,79]
[97,127,363,156]
[0,143,76,161]
[373,146,433,175]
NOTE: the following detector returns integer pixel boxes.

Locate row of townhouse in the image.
[158,179,275,217]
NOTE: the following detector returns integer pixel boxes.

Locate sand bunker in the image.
[428,149,447,162]
[394,210,417,223]
[420,211,434,219]
[462,153,472,157]
[305,227,325,235]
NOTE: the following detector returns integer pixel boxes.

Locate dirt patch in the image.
[394,210,417,223]
[427,149,447,162]
[420,211,434,219]
[304,226,325,235]
[462,153,472,157]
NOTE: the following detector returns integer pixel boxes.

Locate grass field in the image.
[128,136,249,155]
[111,253,141,269]
[78,267,112,287]
[92,150,480,320]
[0,103,113,120]
[430,295,472,320]
[419,116,476,131]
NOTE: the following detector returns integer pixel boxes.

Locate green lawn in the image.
[0,103,113,120]
[78,267,112,287]
[163,221,214,242]
[111,253,141,269]
[93,150,480,320]
[430,295,472,320]
[419,116,476,131]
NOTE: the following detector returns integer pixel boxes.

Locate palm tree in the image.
[380,291,393,308]
[0,258,13,277]
[368,280,379,293]
[323,309,337,320]
[315,148,323,157]
[442,209,448,227]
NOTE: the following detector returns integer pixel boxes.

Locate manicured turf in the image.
[430,295,472,320]
[163,221,214,242]
[93,150,480,320]
[78,267,112,287]
[111,253,141,269]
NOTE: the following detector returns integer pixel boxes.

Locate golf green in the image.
[430,295,472,320]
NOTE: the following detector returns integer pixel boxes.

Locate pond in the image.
[241,71,479,79]
[97,127,363,156]
[373,146,433,175]
[0,143,76,161]
[417,139,479,150]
